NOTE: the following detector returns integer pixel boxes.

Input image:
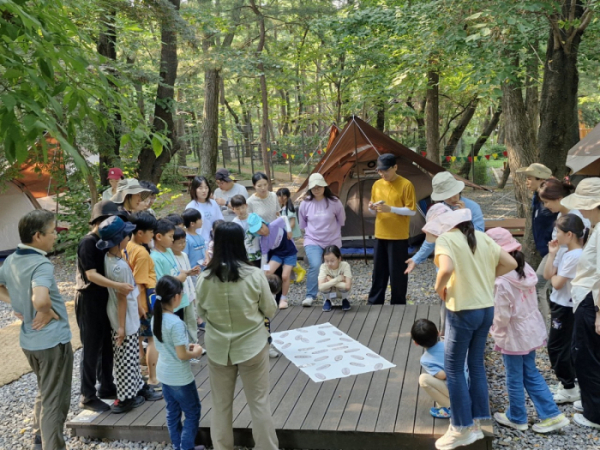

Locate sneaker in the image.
[532,414,569,433]
[80,397,111,413]
[111,395,145,414]
[269,344,280,358]
[494,412,528,431]
[302,296,313,307]
[148,382,162,392]
[435,424,483,450]
[342,299,351,311]
[573,400,584,413]
[190,358,201,364]
[138,385,163,401]
[322,299,332,312]
[279,299,289,309]
[553,386,580,404]
[574,413,600,429]
[471,420,484,441]
[430,407,451,419]
[32,434,42,450]
[549,382,564,394]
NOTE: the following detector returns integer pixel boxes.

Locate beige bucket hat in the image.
[422,208,472,236]
[516,163,552,180]
[110,178,151,204]
[431,172,465,202]
[560,177,600,211]
[307,173,328,190]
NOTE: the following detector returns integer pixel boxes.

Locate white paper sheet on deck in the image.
[271,322,395,382]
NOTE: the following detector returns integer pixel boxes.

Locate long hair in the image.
[510,250,526,279]
[276,187,296,214]
[539,178,575,201]
[252,172,269,185]
[304,186,338,206]
[189,176,212,202]
[205,222,250,282]
[556,213,588,244]
[455,220,477,254]
[152,276,184,343]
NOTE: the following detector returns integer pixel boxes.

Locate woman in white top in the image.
[538,178,591,236]
[560,178,600,430]
[247,172,279,223]
[185,176,224,243]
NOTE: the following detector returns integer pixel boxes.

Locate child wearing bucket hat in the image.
[98,216,163,414]
[560,177,600,429]
[430,172,484,232]
[486,228,569,434]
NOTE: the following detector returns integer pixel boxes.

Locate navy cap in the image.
[376,153,397,170]
[96,216,136,250]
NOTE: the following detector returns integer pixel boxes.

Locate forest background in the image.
[1,0,599,262]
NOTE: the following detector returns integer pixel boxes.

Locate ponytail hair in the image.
[556,213,587,244]
[276,187,295,213]
[455,220,477,254]
[510,250,526,279]
[152,275,184,343]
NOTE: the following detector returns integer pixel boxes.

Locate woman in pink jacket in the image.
[486,228,569,434]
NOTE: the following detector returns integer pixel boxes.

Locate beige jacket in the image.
[196,265,277,365]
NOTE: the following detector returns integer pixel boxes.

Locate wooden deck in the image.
[67,305,493,449]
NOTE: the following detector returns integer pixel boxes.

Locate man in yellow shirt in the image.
[368,153,416,305]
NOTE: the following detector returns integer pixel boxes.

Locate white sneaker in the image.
[269,344,280,358]
[548,382,563,394]
[435,425,483,450]
[553,386,580,404]
[532,414,570,433]
[301,296,313,307]
[573,413,600,429]
[494,412,528,431]
[573,400,583,413]
[279,299,289,309]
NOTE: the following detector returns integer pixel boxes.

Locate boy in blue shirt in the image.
[182,208,206,269]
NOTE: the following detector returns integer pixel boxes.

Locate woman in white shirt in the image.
[560,178,600,430]
[247,172,279,223]
[185,176,224,242]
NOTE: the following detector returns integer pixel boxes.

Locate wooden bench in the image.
[485,218,526,236]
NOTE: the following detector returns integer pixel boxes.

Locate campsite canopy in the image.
[294,116,483,248]
[566,122,600,175]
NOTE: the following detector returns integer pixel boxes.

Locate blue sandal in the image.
[430,407,451,419]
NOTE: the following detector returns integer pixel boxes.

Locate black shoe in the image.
[32,434,42,450]
[97,388,118,400]
[342,299,351,311]
[80,397,111,412]
[111,395,145,414]
[138,385,163,401]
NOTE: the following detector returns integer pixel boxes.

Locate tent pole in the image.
[352,115,368,265]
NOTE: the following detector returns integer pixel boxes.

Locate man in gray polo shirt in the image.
[0,210,73,450]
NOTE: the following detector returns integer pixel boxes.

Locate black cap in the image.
[89,200,127,225]
[215,168,234,182]
[376,153,397,170]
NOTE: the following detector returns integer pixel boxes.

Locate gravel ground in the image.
[3,186,599,449]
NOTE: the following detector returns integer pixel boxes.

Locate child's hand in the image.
[115,327,125,346]
[287,231,293,240]
[117,283,135,295]
[325,275,333,282]
[404,258,416,274]
[548,240,559,255]
[336,275,345,283]
[190,344,203,357]
[190,265,201,276]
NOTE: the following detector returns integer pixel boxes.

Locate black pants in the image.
[75,290,116,401]
[572,293,600,424]
[548,301,576,389]
[368,238,408,305]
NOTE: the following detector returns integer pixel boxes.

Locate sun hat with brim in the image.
[247,213,266,235]
[422,208,472,236]
[430,172,465,202]
[515,163,552,180]
[423,203,452,229]
[96,216,136,250]
[89,200,128,225]
[560,177,600,211]
[307,173,328,190]
[110,178,151,204]
[486,227,522,253]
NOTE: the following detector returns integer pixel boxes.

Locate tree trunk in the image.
[249,0,271,183]
[425,69,440,164]
[538,10,588,178]
[498,165,511,189]
[376,98,385,132]
[137,0,180,184]
[176,90,187,167]
[97,7,121,186]
[502,80,538,266]
[219,77,230,163]
[458,104,502,177]
[200,68,220,179]
[443,98,479,158]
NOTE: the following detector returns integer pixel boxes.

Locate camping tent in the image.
[566,122,600,176]
[0,181,41,257]
[294,116,482,248]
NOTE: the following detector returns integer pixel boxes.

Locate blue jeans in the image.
[502,351,559,424]
[445,307,494,428]
[304,245,324,299]
[162,381,201,450]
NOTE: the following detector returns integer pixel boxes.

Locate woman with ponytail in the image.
[539,178,591,241]
[486,228,569,433]
[152,276,204,450]
[428,209,517,450]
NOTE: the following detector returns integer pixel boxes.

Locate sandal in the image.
[279,299,289,309]
[430,407,451,419]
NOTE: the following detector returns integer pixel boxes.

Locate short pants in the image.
[269,253,297,267]
[140,312,153,338]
